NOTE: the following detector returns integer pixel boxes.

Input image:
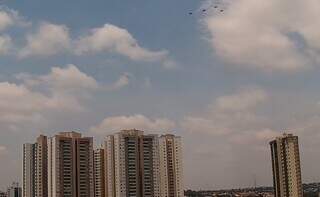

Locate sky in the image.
[1,0,320,191]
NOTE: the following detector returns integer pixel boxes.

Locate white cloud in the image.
[162,59,179,70]
[0,82,48,123]
[105,73,131,91]
[19,23,71,58]
[181,88,270,137]
[91,114,176,135]
[203,0,320,72]
[0,8,26,31]
[0,15,175,66]
[0,35,12,55]
[33,64,98,92]
[255,128,279,141]
[0,10,14,31]
[214,88,267,112]
[75,24,168,62]
[0,65,100,127]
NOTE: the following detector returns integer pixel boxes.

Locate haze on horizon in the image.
[0,0,320,191]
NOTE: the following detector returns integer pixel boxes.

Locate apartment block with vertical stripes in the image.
[104,129,183,197]
[23,135,48,197]
[270,133,303,197]
[23,130,183,197]
[47,131,94,197]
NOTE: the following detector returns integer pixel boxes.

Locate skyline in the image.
[1,0,320,191]
[22,130,183,197]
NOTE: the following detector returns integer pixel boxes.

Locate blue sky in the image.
[1,0,320,190]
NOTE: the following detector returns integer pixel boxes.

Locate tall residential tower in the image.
[104,130,183,197]
[158,134,183,197]
[270,133,303,197]
[47,131,94,197]
[93,148,105,197]
[23,135,48,197]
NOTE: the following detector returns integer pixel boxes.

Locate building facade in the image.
[158,134,184,197]
[93,148,105,197]
[47,131,94,197]
[104,135,115,197]
[104,130,183,197]
[35,135,48,197]
[23,143,35,197]
[0,191,6,197]
[23,135,48,197]
[270,133,303,197]
[22,130,183,197]
[7,183,22,197]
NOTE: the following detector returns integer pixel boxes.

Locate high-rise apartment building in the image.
[104,130,160,197]
[35,135,48,197]
[93,148,105,197]
[47,131,94,197]
[23,143,35,197]
[270,133,303,197]
[23,135,48,197]
[104,135,115,197]
[104,130,183,197]
[158,134,183,197]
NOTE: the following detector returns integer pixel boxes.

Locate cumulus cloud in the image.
[91,114,176,135]
[0,35,12,55]
[0,10,14,31]
[105,73,131,91]
[214,88,267,112]
[0,82,49,124]
[0,65,100,128]
[0,8,26,31]
[24,64,98,92]
[203,0,320,72]
[181,88,272,139]
[19,23,71,57]
[0,13,175,67]
[75,24,168,62]
[0,8,22,55]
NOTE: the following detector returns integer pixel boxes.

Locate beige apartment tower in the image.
[104,135,115,197]
[93,148,105,197]
[23,135,48,197]
[104,129,159,197]
[47,131,94,197]
[158,134,183,197]
[104,130,183,197]
[270,133,303,197]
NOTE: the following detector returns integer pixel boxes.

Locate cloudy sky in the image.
[1,0,320,191]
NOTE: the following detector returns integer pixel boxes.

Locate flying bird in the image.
[188,0,226,16]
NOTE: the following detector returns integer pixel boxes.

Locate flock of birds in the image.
[188,0,226,15]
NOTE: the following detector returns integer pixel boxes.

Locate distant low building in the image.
[0,191,7,197]
[7,182,21,197]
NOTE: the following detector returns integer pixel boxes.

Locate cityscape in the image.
[20,130,183,197]
[1,0,320,197]
[0,131,317,196]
